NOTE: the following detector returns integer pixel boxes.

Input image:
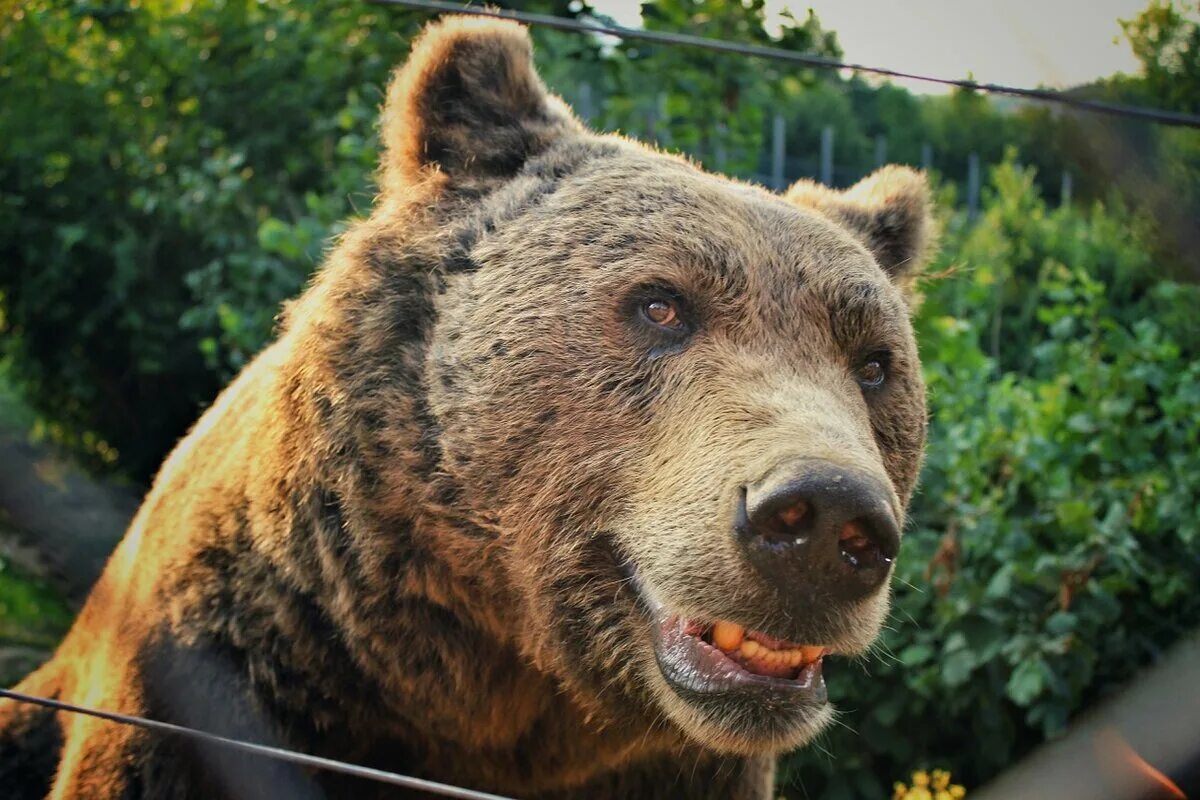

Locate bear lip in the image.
[621,561,830,701]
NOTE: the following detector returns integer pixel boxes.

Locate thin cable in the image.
[0,687,515,800]
[368,0,1200,130]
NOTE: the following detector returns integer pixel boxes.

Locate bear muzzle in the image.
[619,458,901,726]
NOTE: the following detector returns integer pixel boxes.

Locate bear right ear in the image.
[380,16,580,193]
[785,166,936,282]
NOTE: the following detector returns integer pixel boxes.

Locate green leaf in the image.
[899,643,934,666]
[941,650,976,688]
[1006,657,1047,707]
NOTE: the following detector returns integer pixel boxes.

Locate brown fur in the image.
[0,17,935,799]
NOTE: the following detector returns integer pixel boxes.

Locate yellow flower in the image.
[896,767,966,799]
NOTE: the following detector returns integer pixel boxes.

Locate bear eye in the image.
[856,353,889,390]
[627,286,693,356]
[641,298,684,331]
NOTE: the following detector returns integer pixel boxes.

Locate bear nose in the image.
[735,460,901,603]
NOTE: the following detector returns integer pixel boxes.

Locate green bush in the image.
[780,162,1200,798]
[0,1,419,478]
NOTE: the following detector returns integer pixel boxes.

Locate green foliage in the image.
[1119,1,1200,114]
[1054,2,1200,276]
[0,540,74,686]
[615,0,840,173]
[780,161,1200,798]
[0,0,420,478]
[0,554,73,651]
[0,359,37,433]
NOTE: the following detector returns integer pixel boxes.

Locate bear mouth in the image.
[622,563,830,703]
[655,615,829,699]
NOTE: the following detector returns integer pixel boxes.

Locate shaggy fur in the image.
[0,17,935,799]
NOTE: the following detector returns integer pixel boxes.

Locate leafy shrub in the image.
[780,162,1200,798]
[0,1,419,478]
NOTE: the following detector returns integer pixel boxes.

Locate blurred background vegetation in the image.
[0,1,1198,797]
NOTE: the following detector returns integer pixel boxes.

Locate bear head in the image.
[340,16,934,758]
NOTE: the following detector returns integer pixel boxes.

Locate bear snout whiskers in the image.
[735,459,900,604]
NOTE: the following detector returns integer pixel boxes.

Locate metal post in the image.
[921,142,933,171]
[577,81,593,123]
[1061,170,1072,206]
[655,92,669,147]
[874,134,888,167]
[967,152,981,224]
[715,123,728,174]
[820,125,834,186]
[771,114,786,190]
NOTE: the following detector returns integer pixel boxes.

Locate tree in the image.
[0,1,421,477]
[608,1,842,173]
[1120,0,1200,113]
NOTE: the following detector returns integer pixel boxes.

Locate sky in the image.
[596,0,1148,93]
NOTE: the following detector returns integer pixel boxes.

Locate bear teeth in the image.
[703,620,826,668]
[711,620,745,650]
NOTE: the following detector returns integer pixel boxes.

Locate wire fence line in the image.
[568,83,1074,224]
[372,0,1105,220]
[569,94,1066,223]
[0,687,516,800]
[370,0,1200,130]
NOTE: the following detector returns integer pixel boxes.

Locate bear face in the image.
[372,17,932,760]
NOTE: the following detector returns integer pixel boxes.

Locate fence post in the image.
[1061,170,1072,206]
[577,81,593,124]
[874,134,888,167]
[771,114,786,190]
[655,92,670,147]
[921,142,932,171]
[820,125,834,186]
[967,152,981,224]
[715,122,728,174]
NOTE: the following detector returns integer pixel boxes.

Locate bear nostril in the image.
[837,520,888,569]
[775,501,811,534]
[753,499,816,547]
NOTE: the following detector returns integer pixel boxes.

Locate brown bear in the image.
[0,15,934,799]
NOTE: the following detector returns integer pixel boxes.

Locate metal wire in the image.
[369,0,1200,130]
[0,687,515,800]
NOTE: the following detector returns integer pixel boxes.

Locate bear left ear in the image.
[785,166,936,281]
[380,15,580,192]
